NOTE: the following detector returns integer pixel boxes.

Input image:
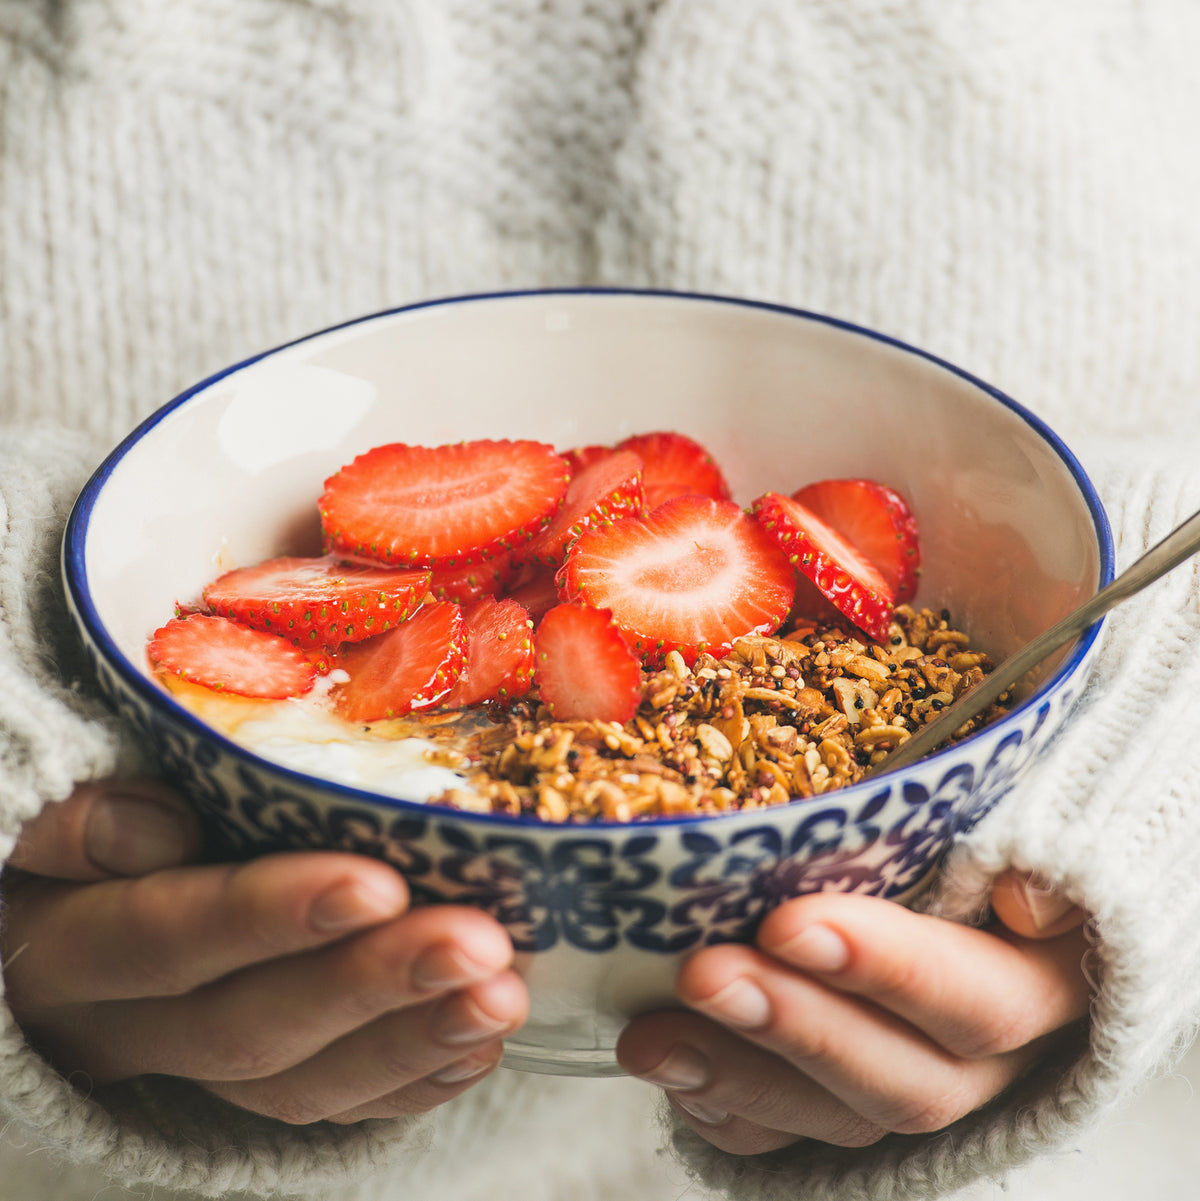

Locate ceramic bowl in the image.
[63,290,1113,1076]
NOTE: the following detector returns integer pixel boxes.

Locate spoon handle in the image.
[868,506,1200,777]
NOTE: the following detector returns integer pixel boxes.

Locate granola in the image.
[424,605,1009,821]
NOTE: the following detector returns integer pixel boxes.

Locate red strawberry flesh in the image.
[534,602,642,724]
[334,601,466,722]
[519,448,644,566]
[562,444,616,475]
[148,614,318,699]
[319,439,569,568]
[616,430,732,510]
[792,478,921,604]
[751,492,895,642]
[439,596,535,708]
[560,495,794,664]
[428,549,522,605]
[203,555,430,647]
[504,561,564,623]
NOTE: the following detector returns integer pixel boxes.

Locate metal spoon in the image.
[868,505,1200,778]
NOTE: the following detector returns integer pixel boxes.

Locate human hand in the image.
[616,872,1089,1153]
[2,780,528,1123]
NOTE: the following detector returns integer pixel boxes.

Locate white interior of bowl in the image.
[79,292,1105,700]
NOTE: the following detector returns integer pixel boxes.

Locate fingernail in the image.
[637,1044,710,1091]
[85,793,195,875]
[674,1095,729,1126]
[696,978,772,1030]
[777,923,850,973]
[430,1053,495,1085]
[1019,878,1073,934]
[434,996,512,1046]
[412,943,505,992]
[309,878,404,933]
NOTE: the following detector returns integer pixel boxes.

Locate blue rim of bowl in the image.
[62,287,1116,829]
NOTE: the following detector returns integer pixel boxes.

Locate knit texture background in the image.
[3,2,1200,1199]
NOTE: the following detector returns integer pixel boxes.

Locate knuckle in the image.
[822,1113,888,1148]
[953,1009,1034,1059]
[224,868,305,961]
[244,1087,332,1126]
[720,1074,795,1125]
[870,950,928,1003]
[774,1024,841,1071]
[715,1075,886,1149]
[365,1041,424,1086]
[328,1085,432,1123]
[881,1081,977,1135]
[682,1115,798,1158]
[116,879,194,995]
[323,939,406,1020]
[189,1018,287,1081]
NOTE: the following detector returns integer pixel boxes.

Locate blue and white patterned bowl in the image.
[62,290,1112,1076]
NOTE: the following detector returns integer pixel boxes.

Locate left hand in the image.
[616,871,1090,1153]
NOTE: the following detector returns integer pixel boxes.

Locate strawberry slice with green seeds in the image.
[751,491,895,643]
[615,431,732,511]
[319,439,570,568]
[562,444,615,475]
[534,602,643,724]
[148,614,317,699]
[504,561,564,623]
[334,602,466,722]
[428,548,522,606]
[518,448,645,566]
[791,478,921,603]
[439,596,535,708]
[560,495,795,665]
[202,555,430,648]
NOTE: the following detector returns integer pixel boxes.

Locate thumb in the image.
[9,779,203,881]
[989,869,1086,941]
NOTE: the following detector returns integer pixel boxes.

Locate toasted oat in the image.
[425,606,1007,821]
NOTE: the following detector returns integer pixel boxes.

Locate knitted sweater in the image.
[3,3,1200,1199]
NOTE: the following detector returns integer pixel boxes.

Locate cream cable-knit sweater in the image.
[3,3,1200,1200]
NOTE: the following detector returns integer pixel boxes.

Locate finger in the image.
[203,972,528,1124]
[72,905,517,1082]
[674,940,1071,1135]
[619,1009,882,1151]
[990,870,1086,940]
[8,779,202,880]
[326,1041,507,1123]
[3,852,409,1010]
[324,1042,506,1124]
[666,1098,803,1156]
[753,892,1092,1058]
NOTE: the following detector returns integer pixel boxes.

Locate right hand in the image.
[1,780,528,1124]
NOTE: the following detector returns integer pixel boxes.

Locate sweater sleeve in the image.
[0,424,455,1197]
[663,434,1200,1200]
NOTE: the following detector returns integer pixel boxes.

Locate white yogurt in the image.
[169,673,475,803]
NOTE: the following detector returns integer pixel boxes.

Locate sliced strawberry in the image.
[319,439,570,569]
[518,448,644,566]
[560,495,794,665]
[786,570,847,628]
[202,555,430,648]
[615,431,732,510]
[562,444,615,474]
[792,478,921,603]
[428,548,522,605]
[534,603,642,724]
[504,561,564,623]
[148,614,317,699]
[751,492,894,643]
[439,596,535,708]
[333,602,466,722]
